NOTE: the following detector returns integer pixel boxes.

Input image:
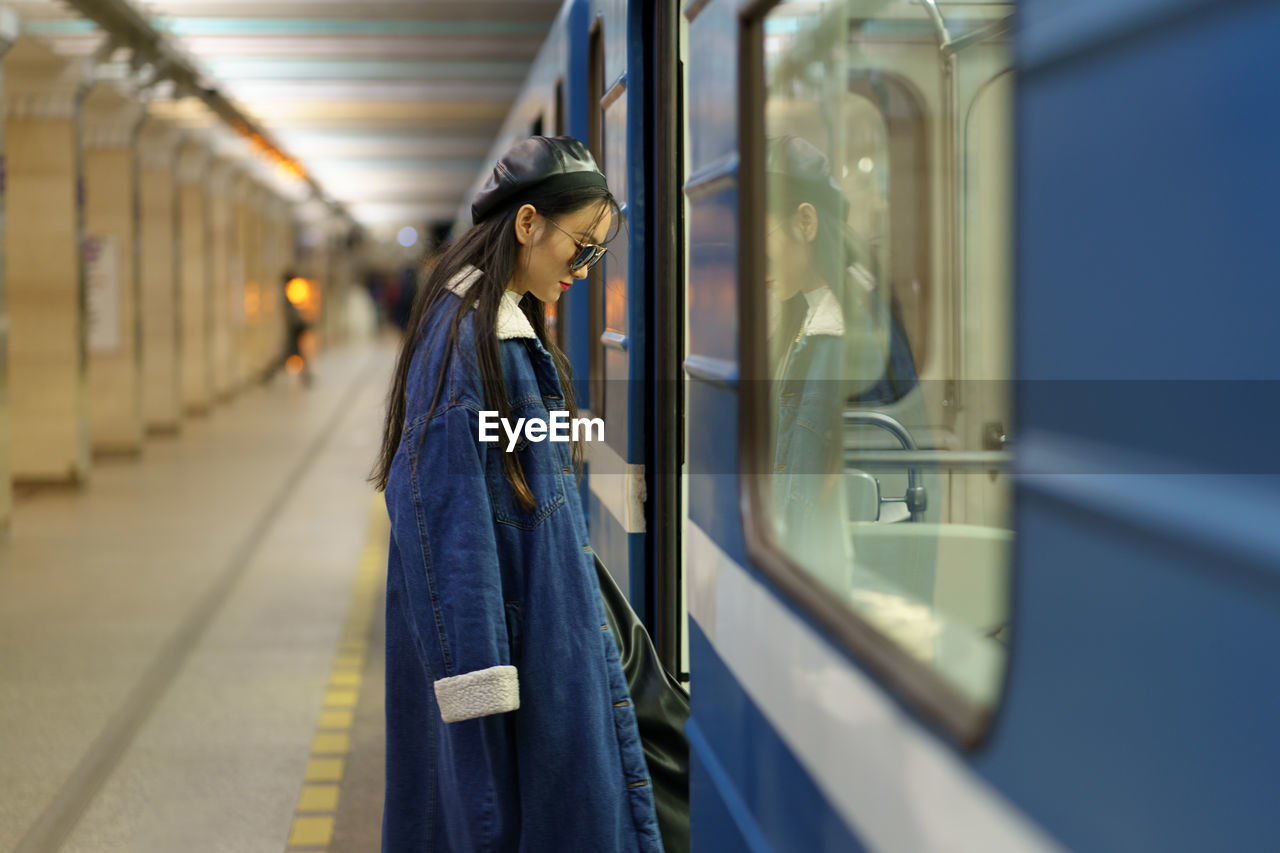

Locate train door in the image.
[650,0,691,678]
[684,0,1060,850]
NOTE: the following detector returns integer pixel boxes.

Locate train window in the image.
[751,0,1014,736]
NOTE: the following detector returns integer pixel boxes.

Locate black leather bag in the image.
[594,555,690,853]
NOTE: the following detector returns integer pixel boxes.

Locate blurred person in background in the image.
[389,265,418,331]
[263,269,314,387]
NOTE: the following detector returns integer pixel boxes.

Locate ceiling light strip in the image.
[59,0,352,225]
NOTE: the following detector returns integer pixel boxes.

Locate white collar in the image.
[444,266,537,341]
[800,285,845,338]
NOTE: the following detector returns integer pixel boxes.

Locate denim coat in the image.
[382,267,664,852]
[772,285,854,593]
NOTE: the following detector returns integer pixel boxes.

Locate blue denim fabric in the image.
[382,290,663,852]
[772,330,853,593]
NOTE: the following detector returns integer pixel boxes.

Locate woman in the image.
[371,137,664,852]
[764,135,920,588]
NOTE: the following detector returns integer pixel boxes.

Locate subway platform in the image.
[0,339,397,853]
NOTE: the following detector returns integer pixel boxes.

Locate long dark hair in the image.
[768,175,857,373]
[370,184,618,510]
[766,135,916,402]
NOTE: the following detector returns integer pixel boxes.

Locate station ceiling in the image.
[8,0,563,234]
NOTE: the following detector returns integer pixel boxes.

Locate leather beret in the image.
[471,135,609,224]
[765,135,849,219]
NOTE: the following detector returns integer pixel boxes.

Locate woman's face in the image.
[513,201,613,304]
[765,203,818,302]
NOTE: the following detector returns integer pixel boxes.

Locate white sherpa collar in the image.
[444,266,537,341]
[497,291,537,340]
[801,285,845,338]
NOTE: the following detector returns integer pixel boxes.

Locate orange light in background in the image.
[285,355,304,376]
[298,330,317,358]
[244,281,260,316]
[286,277,311,307]
[268,157,305,181]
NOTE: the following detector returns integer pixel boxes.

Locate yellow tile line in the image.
[286,493,388,851]
[288,816,334,847]
[316,709,355,730]
[304,758,345,782]
[298,784,340,812]
[312,732,351,755]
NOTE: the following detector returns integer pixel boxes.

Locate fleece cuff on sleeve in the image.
[434,665,520,723]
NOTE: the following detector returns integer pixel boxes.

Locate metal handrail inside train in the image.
[842,410,928,521]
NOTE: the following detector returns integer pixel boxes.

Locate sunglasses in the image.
[544,216,608,272]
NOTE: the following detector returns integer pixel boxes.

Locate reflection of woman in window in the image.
[766,136,906,592]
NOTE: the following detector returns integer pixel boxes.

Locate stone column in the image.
[266,197,293,373]
[314,221,342,351]
[242,179,265,381]
[227,170,250,389]
[0,9,21,529]
[294,215,325,349]
[3,37,90,483]
[82,80,144,455]
[325,227,346,348]
[176,139,211,414]
[207,157,235,399]
[136,117,182,432]
[257,197,277,376]
[327,225,339,348]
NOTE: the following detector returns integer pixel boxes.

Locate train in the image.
[448,0,1280,850]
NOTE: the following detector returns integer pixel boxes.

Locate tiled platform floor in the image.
[0,339,396,853]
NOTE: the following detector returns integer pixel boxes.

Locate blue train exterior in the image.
[457,0,1280,850]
